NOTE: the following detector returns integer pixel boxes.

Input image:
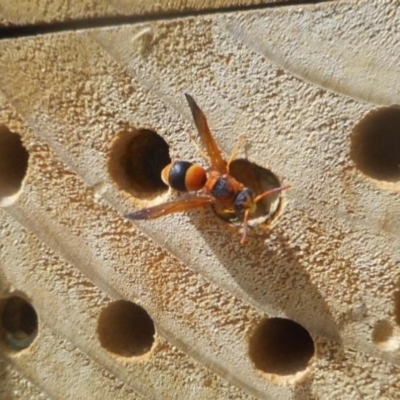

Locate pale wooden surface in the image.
[1,0,400,399]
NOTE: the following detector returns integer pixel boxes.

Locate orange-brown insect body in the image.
[126,93,290,244]
[204,172,244,208]
[162,161,207,192]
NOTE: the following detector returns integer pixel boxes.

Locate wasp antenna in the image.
[254,185,291,203]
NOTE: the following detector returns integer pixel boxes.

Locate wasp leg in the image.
[188,131,210,162]
[240,209,251,245]
[227,134,246,173]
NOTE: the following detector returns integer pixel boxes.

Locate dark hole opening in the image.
[249,318,314,375]
[108,128,171,199]
[97,300,155,357]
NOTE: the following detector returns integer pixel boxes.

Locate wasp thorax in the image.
[161,161,207,192]
[234,188,256,214]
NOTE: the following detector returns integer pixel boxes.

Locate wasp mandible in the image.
[126,94,290,244]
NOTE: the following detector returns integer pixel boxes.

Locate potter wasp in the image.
[126,94,290,244]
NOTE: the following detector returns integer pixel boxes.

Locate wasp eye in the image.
[234,188,255,213]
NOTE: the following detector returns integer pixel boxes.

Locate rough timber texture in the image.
[0,0,400,399]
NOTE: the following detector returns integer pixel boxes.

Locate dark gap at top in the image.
[0,0,332,40]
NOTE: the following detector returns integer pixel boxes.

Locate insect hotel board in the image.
[0,0,400,399]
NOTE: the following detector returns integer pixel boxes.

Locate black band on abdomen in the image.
[169,161,193,191]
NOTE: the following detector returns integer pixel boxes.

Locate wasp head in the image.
[234,188,257,215]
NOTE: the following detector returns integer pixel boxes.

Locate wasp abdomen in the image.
[162,161,207,192]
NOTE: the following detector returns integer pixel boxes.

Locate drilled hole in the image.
[350,106,400,182]
[108,128,171,199]
[372,319,400,352]
[0,296,38,351]
[0,126,29,206]
[97,300,155,357]
[249,318,314,376]
[213,158,284,228]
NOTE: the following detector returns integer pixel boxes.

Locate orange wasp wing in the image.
[185,93,227,174]
[126,195,212,220]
